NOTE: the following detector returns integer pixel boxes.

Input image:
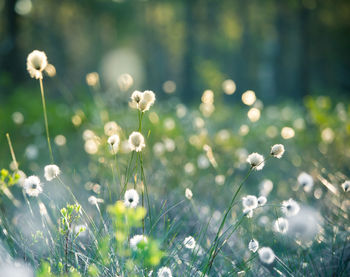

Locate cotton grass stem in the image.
[39,78,54,163]
[6,133,19,171]
[203,167,253,275]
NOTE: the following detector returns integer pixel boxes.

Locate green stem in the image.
[203,167,253,275]
[39,78,54,163]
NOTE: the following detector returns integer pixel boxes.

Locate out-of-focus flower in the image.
[297,172,314,192]
[107,134,120,154]
[247,153,264,170]
[274,217,289,234]
[130,234,148,250]
[281,198,300,217]
[341,180,350,192]
[124,189,139,208]
[248,239,259,253]
[185,188,193,200]
[242,195,258,210]
[270,144,285,159]
[130,90,156,112]
[183,236,196,249]
[24,176,43,197]
[257,196,267,206]
[258,247,275,264]
[157,267,172,277]
[44,164,60,181]
[128,132,145,152]
[27,50,48,79]
[88,196,104,205]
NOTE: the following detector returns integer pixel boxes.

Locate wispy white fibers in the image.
[248,239,259,253]
[287,206,323,243]
[257,196,267,206]
[124,189,139,208]
[131,90,156,112]
[107,134,120,154]
[128,132,145,152]
[44,164,60,181]
[157,267,172,277]
[185,188,193,200]
[26,50,48,79]
[88,196,104,205]
[270,144,285,158]
[183,236,196,249]
[258,247,275,264]
[341,180,350,192]
[297,172,314,192]
[24,176,43,197]
[130,234,148,250]
[274,217,289,234]
[246,153,264,170]
[281,198,300,217]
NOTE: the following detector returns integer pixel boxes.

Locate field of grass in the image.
[0,50,349,276]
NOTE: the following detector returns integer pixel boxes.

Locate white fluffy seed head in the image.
[183,236,196,249]
[258,247,275,264]
[281,198,300,217]
[44,164,60,181]
[131,90,143,104]
[257,196,267,206]
[143,90,156,105]
[185,188,193,200]
[24,175,43,197]
[274,217,289,234]
[246,152,264,170]
[27,50,48,79]
[88,196,104,205]
[124,189,139,208]
[130,90,156,112]
[297,172,314,192]
[130,234,148,250]
[342,180,350,192]
[128,132,146,152]
[242,195,258,210]
[270,144,285,158]
[157,267,172,277]
[107,134,120,154]
[248,239,259,253]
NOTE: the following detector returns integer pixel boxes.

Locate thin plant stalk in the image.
[203,167,253,275]
[39,78,54,163]
[6,133,19,171]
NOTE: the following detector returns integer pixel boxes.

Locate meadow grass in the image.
[0,50,349,277]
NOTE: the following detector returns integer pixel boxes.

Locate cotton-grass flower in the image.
[274,217,289,234]
[128,132,145,152]
[185,188,193,200]
[258,247,275,264]
[183,236,196,249]
[257,196,267,206]
[242,195,258,210]
[88,196,104,205]
[281,198,300,217]
[24,175,43,197]
[26,50,48,79]
[107,134,120,154]
[341,180,350,192]
[157,266,172,277]
[248,239,259,253]
[130,234,148,250]
[270,144,285,158]
[124,189,139,208]
[44,164,60,181]
[297,172,314,192]
[131,90,156,112]
[247,152,264,170]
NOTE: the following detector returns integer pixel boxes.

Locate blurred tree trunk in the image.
[1,0,20,87]
[182,0,196,103]
[275,0,289,99]
[298,4,310,97]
